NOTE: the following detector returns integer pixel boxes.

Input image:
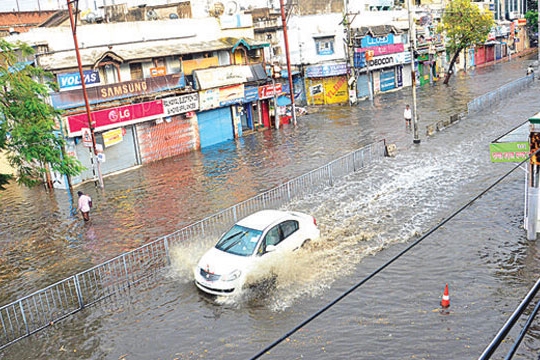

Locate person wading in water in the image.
[77,191,92,221]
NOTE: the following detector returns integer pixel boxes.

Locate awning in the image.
[8,60,34,73]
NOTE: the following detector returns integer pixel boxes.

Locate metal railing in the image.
[426,75,534,137]
[0,139,387,350]
[467,75,534,114]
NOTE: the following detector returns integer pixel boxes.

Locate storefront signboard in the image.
[490,142,529,163]
[163,93,199,116]
[199,89,220,111]
[67,100,164,136]
[361,34,395,48]
[219,84,244,106]
[51,74,185,110]
[305,63,347,78]
[102,128,124,148]
[57,70,100,90]
[258,83,282,99]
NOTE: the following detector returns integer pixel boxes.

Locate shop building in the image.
[6,17,269,186]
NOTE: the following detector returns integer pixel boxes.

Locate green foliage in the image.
[0,39,84,189]
[437,0,494,55]
[436,0,494,83]
[525,10,538,33]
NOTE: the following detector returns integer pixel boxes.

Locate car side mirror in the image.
[265,245,277,253]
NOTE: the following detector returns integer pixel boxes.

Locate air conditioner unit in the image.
[508,11,519,20]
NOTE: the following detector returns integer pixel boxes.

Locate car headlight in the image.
[221,269,241,282]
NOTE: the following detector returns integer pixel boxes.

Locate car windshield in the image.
[215,224,263,256]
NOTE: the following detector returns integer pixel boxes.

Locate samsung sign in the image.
[57,70,100,90]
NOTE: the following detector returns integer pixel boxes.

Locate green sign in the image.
[490,142,529,163]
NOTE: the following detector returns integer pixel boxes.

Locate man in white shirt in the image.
[404,104,412,127]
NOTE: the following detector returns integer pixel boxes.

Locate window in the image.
[280,220,299,239]
[264,226,282,247]
[99,63,119,84]
[315,36,335,55]
[129,63,143,80]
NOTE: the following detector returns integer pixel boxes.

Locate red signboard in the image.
[67,100,164,136]
[355,43,404,56]
[258,83,282,99]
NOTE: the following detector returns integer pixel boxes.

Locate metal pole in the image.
[527,163,539,240]
[67,0,104,188]
[407,0,421,144]
[279,0,297,126]
[366,59,373,101]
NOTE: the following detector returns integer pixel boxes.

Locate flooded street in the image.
[2,54,540,359]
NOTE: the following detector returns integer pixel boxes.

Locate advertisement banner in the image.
[67,100,164,136]
[489,142,529,162]
[258,83,282,99]
[219,84,244,106]
[244,86,259,102]
[51,74,185,110]
[323,76,348,104]
[360,34,395,48]
[199,89,220,111]
[150,67,167,77]
[57,70,100,90]
[354,43,405,57]
[102,128,124,147]
[163,93,199,116]
[305,63,347,78]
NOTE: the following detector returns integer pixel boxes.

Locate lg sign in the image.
[108,109,131,122]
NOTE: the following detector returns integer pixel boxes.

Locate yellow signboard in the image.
[305,76,348,105]
[182,57,219,75]
[102,128,124,148]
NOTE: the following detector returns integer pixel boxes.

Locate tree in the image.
[525,10,538,41]
[437,0,494,84]
[0,39,84,189]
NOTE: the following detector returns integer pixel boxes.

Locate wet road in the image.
[2,54,540,359]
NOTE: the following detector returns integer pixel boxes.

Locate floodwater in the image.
[2,54,540,359]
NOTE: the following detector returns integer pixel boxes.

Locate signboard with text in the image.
[305,63,347,78]
[163,93,199,116]
[67,100,164,136]
[360,34,396,48]
[51,74,185,110]
[57,70,100,90]
[490,142,529,162]
[258,83,282,99]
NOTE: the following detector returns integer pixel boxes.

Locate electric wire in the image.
[250,151,536,360]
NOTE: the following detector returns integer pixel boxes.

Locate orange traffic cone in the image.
[441,283,450,308]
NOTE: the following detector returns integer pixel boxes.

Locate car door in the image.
[278,219,303,251]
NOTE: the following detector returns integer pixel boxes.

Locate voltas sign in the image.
[51,74,185,110]
[57,70,100,89]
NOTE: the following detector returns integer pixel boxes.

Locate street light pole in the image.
[407,0,421,144]
[67,0,104,188]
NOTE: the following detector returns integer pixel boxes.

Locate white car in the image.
[193,209,320,296]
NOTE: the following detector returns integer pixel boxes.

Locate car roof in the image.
[236,210,293,231]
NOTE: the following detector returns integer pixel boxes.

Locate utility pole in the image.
[407,0,421,144]
[67,0,104,188]
[279,0,296,126]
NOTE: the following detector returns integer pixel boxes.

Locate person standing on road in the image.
[77,191,92,221]
[404,104,412,128]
